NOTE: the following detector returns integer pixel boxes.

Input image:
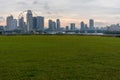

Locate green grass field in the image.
[0,35,120,80]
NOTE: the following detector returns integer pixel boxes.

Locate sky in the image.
[0,0,120,27]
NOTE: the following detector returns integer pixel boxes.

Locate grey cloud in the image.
[0,0,120,27]
[33,1,38,4]
[17,2,27,5]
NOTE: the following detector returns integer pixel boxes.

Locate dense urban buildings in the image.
[0,10,116,35]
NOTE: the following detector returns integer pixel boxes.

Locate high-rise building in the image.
[85,24,88,30]
[6,15,17,31]
[80,21,85,30]
[33,17,37,31]
[49,19,54,30]
[6,15,13,31]
[52,21,56,30]
[70,23,75,30]
[89,19,94,30]
[26,10,33,32]
[37,16,44,31]
[19,17,25,30]
[56,19,60,30]
[12,19,17,30]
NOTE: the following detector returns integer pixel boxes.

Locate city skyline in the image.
[5,10,96,33]
[0,0,120,27]
[1,10,120,35]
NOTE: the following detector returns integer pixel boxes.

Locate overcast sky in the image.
[0,0,120,27]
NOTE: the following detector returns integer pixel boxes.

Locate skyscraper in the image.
[52,21,56,30]
[49,19,54,30]
[19,17,25,31]
[6,15,13,31]
[70,23,75,30]
[37,16,44,31]
[33,17,37,31]
[89,19,94,30]
[56,19,60,30]
[80,21,85,30]
[85,24,88,30]
[12,19,17,30]
[26,10,33,32]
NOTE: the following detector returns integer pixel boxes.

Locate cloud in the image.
[33,1,38,4]
[0,0,120,27]
[17,2,27,5]
[95,22,109,27]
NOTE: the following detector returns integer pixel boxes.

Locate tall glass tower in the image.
[56,19,60,30]
[6,15,13,31]
[80,21,85,30]
[37,16,44,31]
[26,10,33,32]
[19,17,25,31]
[89,19,94,30]
[49,20,54,30]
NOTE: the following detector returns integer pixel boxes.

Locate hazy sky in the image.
[0,0,120,27]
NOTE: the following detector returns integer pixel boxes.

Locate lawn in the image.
[0,35,120,80]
